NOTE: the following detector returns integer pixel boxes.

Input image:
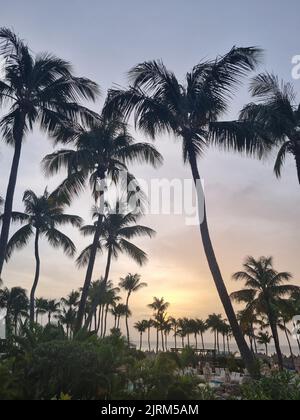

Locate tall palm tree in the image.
[5,189,82,322]
[104,48,264,374]
[78,209,154,328]
[148,297,169,353]
[57,307,77,339]
[257,331,272,357]
[119,273,147,345]
[240,73,300,184]
[43,114,162,332]
[231,256,300,369]
[134,320,148,350]
[0,28,99,274]
[169,317,179,351]
[0,286,28,337]
[144,319,153,352]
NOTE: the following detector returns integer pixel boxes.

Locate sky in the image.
[0,0,299,345]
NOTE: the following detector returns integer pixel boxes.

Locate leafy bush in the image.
[241,372,300,400]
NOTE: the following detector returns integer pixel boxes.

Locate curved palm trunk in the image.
[84,245,113,329]
[0,124,24,276]
[161,330,165,351]
[125,292,131,345]
[76,213,103,333]
[30,229,40,324]
[188,151,257,376]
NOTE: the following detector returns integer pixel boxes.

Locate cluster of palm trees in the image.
[0,28,299,376]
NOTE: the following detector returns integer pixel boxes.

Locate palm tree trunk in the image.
[48,313,51,324]
[30,229,40,324]
[194,333,198,349]
[165,332,168,351]
[139,332,142,351]
[0,116,25,276]
[284,321,295,369]
[125,292,131,345]
[269,305,283,370]
[148,327,151,352]
[227,335,230,353]
[161,330,165,351]
[265,344,268,357]
[103,304,109,337]
[294,147,300,185]
[84,245,113,330]
[201,332,205,350]
[156,328,159,353]
[174,328,177,350]
[188,150,257,376]
[75,212,103,332]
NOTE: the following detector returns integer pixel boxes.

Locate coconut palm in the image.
[104,47,264,374]
[119,274,147,345]
[169,317,179,351]
[237,308,258,354]
[0,286,28,337]
[195,319,207,350]
[5,189,82,323]
[35,297,48,324]
[231,256,300,369]
[240,73,300,184]
[43,114,162,332]
[148,297,170,353]
[144,319,154,352]
[207,314,223,353]
[78,209,154,328]
[134,320,148,350]
[45,299,61,324]
[257,331,272,357]
[0,28,99,275]
[61,290,80,311]
[110,303,129,330]
[57,307,77,339]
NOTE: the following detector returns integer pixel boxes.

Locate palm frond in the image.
[5,224,33,260]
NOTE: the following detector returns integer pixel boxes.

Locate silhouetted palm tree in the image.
[0,28,99,274]
[148,297,169,353]
[257,331,272,357]
[207,314,223,353]
[43,114,162,332]
[240,73,300,184]
[45,299,61,324]
[231,256,300,369]
[0,286,28,336]
[119,273,147,345]
[78,209,154,328]
[134,320,148,350]
[110,303,129,330]
[5,189,82,323]
[105,47,263,374]
[35,297,48,323]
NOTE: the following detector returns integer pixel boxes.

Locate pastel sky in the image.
[0,0,299,343]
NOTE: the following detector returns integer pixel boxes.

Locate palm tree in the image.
[134,320,148,350]
[119,273,147,345]
[237,308,258,354]
[78,209,154,328]
[45,299,60,324]
[104,48,263,374]
[207,314,223,353]
[169,317,179,351]
[61,290,80,311]
[35,297,48,324]
[144,319,153,352]
[195,319,207,350]
[0,286,28,337]
[257,331,272,357]
[240,73,300,184]
[57,307,77,339]
[43,114,162,332]
[5,189,82,323]
[0,28,99,275]
[148,297,169,353]
[231,256,300,369]
[110,303,129,330]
